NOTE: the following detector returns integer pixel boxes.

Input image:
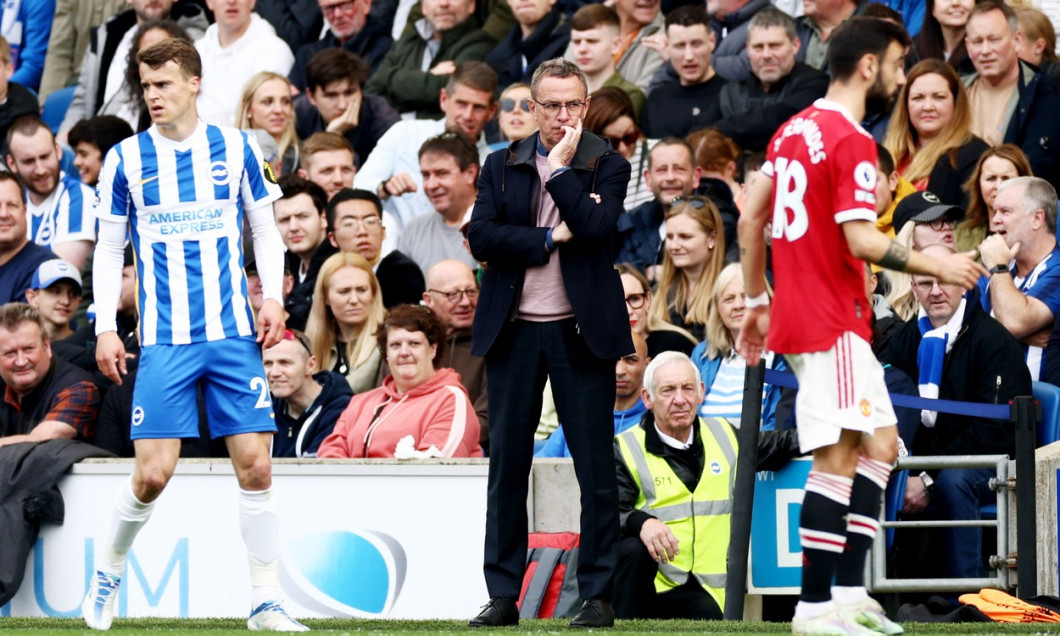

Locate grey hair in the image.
[748,7,797,42]
[530,58,588,100]
[997,176,1058,234]
[642,351,702,399]
[0,302,46,338]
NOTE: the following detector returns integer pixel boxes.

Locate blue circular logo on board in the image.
[281,530,407,617]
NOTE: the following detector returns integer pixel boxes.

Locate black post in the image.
[1012,395,1038,598]
[724,360,765,620]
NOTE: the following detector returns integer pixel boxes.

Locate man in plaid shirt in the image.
[0,302,99,445]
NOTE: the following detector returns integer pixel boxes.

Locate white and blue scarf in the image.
[916,298,965,427]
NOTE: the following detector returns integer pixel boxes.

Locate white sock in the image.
[239,487,280,608]
[99,477,155,576]
[832,585,869,604]
[795,600,835,620]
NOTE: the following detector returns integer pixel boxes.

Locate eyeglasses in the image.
[282,329,312,353]
[670,196,710,209]
[337,216,382,230]
[912,280,958,293]
[624,292,647,309]
[321,0,358,16]
[607,131,640,149]
[429,288,479,303]
[533,99,587,116]
[925,218,957,232]
[500,98,531,113]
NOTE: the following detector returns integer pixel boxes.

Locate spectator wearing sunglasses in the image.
[489,83,538,151]
[485,0,570,90]
[263,329,353,457]
[583,87,653,211]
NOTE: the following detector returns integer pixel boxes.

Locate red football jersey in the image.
[762,100,877,354]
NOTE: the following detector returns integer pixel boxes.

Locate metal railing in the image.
[869,454,1011,593]
[724,362,1039,619]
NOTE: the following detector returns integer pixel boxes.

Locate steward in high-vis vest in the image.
[612,351,800,620]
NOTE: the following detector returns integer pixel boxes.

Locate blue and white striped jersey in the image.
[94,122,281,346]
[26,172,95,248]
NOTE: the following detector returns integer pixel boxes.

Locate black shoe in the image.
[469,597,519,627]
[569,599,615,628]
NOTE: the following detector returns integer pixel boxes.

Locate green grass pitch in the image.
[1,618,1057,635]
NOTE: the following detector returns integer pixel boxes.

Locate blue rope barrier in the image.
[763,368,1013,420]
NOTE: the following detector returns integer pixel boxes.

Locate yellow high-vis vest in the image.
[615,417,737,611]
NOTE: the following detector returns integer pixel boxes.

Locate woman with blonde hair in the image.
[692,263,788,430]
[956,144,1033,253]
[884,59,988,207]
[648,196,726,342]
[305,252,386,393]
[236,71,299,176]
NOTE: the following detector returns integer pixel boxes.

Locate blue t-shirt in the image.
[535,399,648,458]
[978,245,1060,380]
[0,241,55,304]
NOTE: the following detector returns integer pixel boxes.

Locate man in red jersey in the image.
[736,16,986,636]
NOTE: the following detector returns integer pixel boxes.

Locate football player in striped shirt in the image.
[81,38,307,632]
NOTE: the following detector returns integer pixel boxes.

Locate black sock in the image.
[834,456,890,588]
[799,470,853,603]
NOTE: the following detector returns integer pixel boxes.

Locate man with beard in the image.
[737,17,985,635]
[6,116,95,269]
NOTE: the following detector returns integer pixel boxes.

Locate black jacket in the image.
[0,83,39,157]
[0,440,113,604]
[376,249,426,308]
[288,23,394,91]
[468,132,633,359]
[254,0,324,51]
[294,93,400,168]
[716,62,829,153]
[879,288,1031,459]
[484,11,570,91]
[285,240,339,331]
[924,137,990,208]
[615,412,800,537]
[272,371,353,457]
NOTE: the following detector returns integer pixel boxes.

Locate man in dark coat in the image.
[879,244,1031,580]
[467,58,631,629]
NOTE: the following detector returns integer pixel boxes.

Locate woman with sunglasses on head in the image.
[956,144,1033,254]
[318,304,482,458]
[489,83,539,151]
[305,252,387,394]
[649,196,726,343]
[884,59,988,208]
[583,86,654,210]
[616,263,697,357]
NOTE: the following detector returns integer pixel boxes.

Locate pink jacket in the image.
[317,367,483,458]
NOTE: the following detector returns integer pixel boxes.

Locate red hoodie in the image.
[317,367,483,458]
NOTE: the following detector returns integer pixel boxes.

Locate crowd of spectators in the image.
[1,0,1060,596]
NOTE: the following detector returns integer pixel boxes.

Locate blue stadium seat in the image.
[885,467,907,548]
[41,86,75,134]
[1033,381,1060,447]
